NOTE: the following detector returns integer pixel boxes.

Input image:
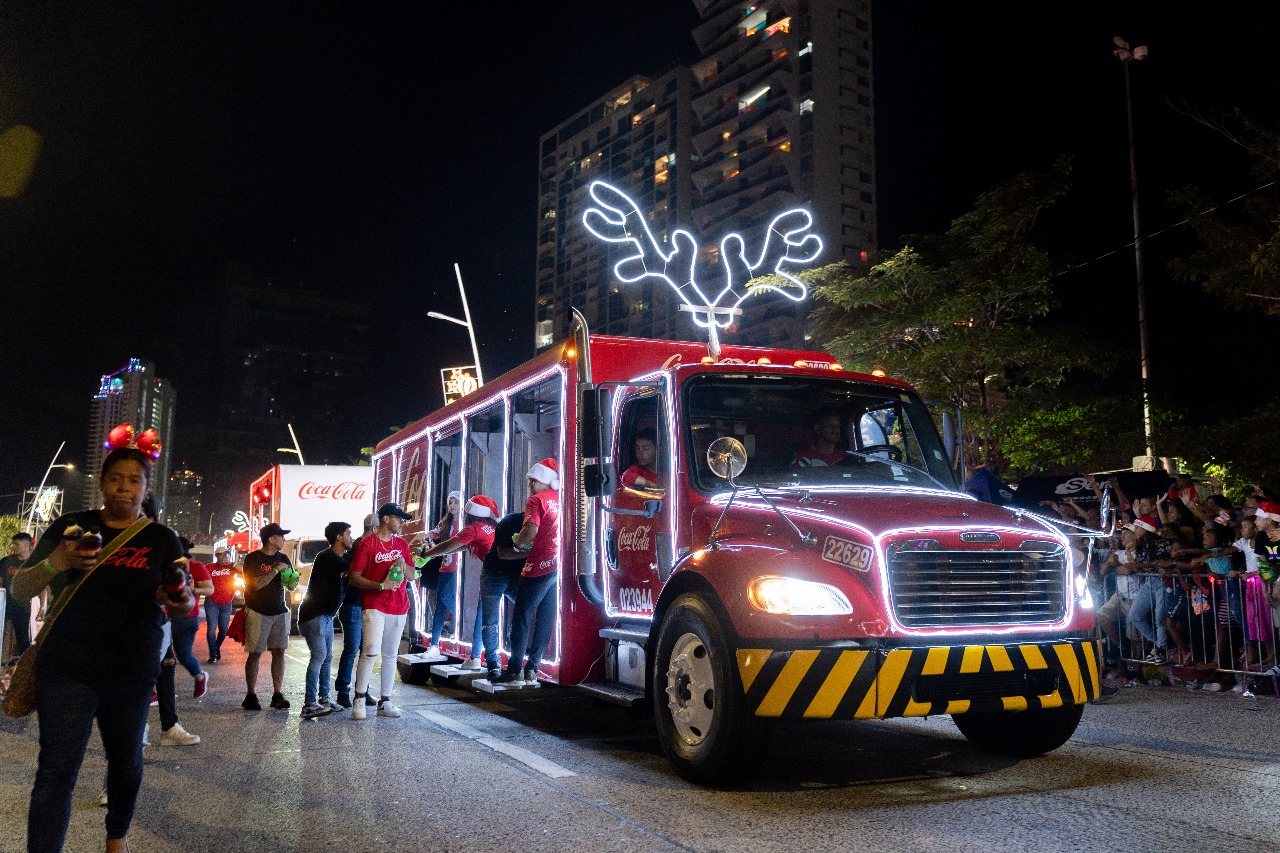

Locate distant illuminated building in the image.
[82,358,177,511]
[537,0,876,350]
[166,469,205,538]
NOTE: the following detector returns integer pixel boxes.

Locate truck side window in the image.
[619,394,666,493]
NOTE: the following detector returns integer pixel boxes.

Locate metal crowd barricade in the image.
[1094,567,1280,696]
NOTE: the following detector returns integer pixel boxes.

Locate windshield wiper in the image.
[846,452,953,491]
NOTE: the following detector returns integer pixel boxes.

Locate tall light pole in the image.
[1112,35,1154,465]
[25,441,70,534]
[427,262,484,385]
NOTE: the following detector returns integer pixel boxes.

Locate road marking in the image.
[416,709,577,779]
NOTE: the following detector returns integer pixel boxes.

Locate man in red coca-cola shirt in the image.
[346,502,414,718]
[204,546,238,662]
[497,459,560,686]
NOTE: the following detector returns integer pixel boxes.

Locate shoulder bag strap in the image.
[39,517,153,639]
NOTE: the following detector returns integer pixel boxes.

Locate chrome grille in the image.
[886,547,1067,628]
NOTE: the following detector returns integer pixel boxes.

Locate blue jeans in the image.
[431,570,458,646]
[1128,576,1168,649]
[300,614,334,705]
[335,602,362,697]
[204,600,233,658]
[29,662,154,851]
[480,573,518,670]
[169,614,203,680]
[505,573,558,676]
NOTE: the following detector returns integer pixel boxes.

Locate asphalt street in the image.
[2,634,1278,853]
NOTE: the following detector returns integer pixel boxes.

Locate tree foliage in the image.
[0,514,24,545]
[1167,115,1280,312]
[807,158,1115,474]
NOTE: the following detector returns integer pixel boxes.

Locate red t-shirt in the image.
[207,561,238,605]
[186,560,212,618]
[791,446,847,466]
[522,489,560,578]
[621,464,662,489]
[350,533,412,615]
[454,520,496,562]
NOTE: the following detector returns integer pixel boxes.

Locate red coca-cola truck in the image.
[373,320,1100,783]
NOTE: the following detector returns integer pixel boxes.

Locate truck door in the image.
[603,386,671,620]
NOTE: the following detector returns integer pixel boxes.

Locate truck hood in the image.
[700,485,1062,544]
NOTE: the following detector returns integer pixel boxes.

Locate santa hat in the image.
[1257,501,1280,523]
[528,457,560,489]
[1132,515,1159,533]
[464,495,498,519]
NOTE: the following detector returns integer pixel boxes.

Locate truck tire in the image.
[952,704,1084,757]
[652,593,766,785]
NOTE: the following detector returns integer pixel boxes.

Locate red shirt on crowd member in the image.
[454,520,496,561]
[208,557,237,605]
[350,531,413,615]
[522,459,560,578]
[186,559,212,618]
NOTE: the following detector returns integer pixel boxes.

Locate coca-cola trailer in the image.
[247,465,374,618]
[372,320,1101,783]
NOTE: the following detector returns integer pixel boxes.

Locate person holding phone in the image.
[12,444,193,853]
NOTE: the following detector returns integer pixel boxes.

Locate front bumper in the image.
[736,639,1101,719]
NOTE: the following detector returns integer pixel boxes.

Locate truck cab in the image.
[373,328,1099,784]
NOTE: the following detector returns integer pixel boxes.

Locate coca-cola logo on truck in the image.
[298,481,369,501]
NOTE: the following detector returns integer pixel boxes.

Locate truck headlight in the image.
[1075,574,1094,609]
[747,576,852,615]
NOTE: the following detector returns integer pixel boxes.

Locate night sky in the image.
[3,2,1278,517]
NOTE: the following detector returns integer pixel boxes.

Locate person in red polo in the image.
[498,459,560,685]
[346,502,414,719]
[204,546,238,662]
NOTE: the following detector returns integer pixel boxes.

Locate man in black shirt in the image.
[479,512,528,681]
[298,521,351,718]
[1,531,35,661]
[335,513,375,709]
[241,523,294,711]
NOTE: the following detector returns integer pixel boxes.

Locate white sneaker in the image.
[159,723,201,746]
[376,700,401,718]
[460,657,483,671]
[352,695,367,720]
[424,645,441,657]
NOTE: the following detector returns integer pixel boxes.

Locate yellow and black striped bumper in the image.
[736,640,1101,719]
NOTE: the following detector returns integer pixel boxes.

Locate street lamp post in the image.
[426,262,484,385]
[25,441,72,534]
[1112,35,1155,465]
[276,422,306,465]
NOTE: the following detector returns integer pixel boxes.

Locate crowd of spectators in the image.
[1037,474,1280,692]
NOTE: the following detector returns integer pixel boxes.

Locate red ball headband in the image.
[105,423,163,459]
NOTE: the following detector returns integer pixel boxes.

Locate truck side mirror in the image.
[583,461,616,498]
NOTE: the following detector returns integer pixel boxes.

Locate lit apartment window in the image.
[799,41,813,56]
[799,98,814,114]
[536,319,554,348]
[763,17,791,38]
[739,84,770,113]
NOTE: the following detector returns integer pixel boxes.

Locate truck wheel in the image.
[952,704,1084,757]
[652,594,765,785]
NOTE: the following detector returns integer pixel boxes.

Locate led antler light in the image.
[582,180,822,358]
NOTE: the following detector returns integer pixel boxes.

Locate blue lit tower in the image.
[82,358,177,511]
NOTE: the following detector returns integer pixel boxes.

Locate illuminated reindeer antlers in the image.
[582,180,823,331]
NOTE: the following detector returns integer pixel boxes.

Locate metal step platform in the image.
[395,651,447,685]
[430,663,490,679]
[579,681,646,709]
[472,677,541,695]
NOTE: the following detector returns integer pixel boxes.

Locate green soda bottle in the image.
[388,560,404,585]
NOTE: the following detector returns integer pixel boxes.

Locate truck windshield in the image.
[298,539,328,566]
[683,375,958,492]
